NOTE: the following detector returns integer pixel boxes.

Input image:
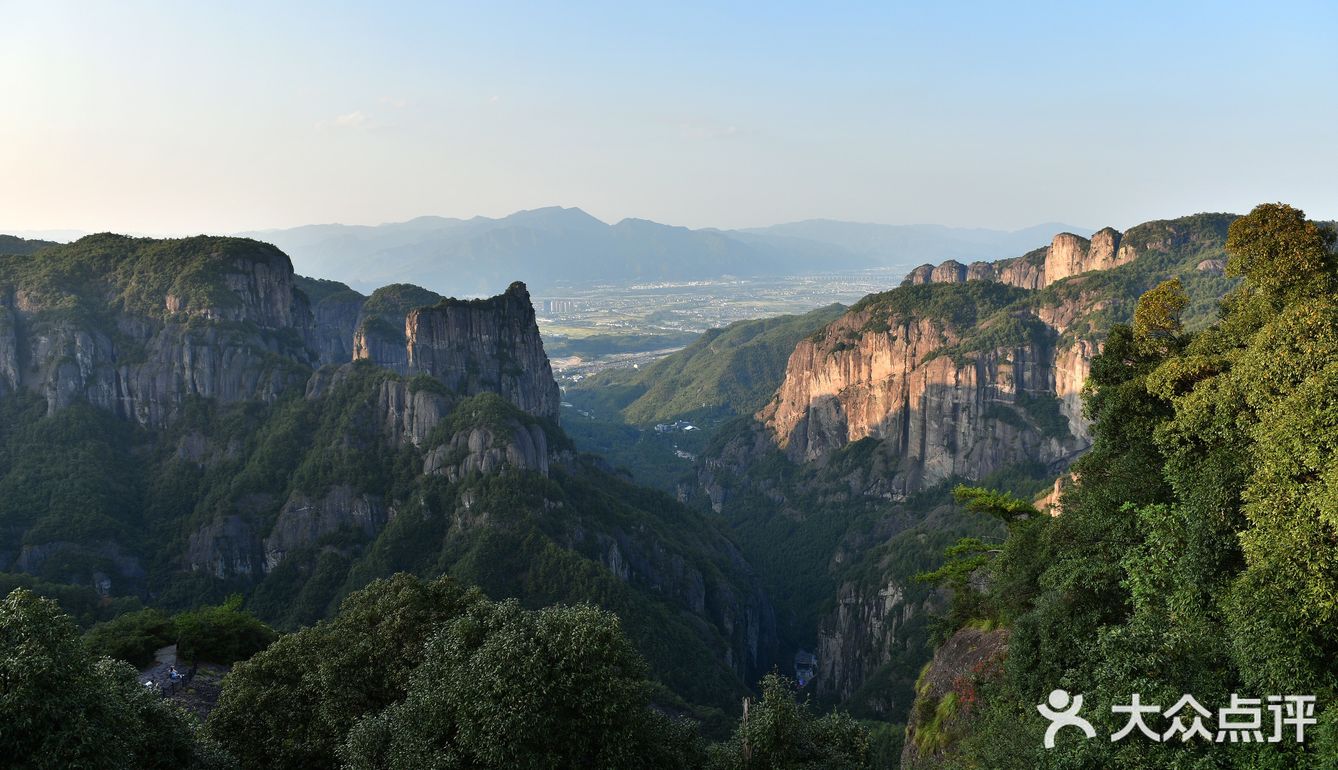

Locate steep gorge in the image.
[692,213,1238,719]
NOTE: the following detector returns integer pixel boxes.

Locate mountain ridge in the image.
[230,207,1092,296]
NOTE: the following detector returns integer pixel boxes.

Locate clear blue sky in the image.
[2,1,1334,234]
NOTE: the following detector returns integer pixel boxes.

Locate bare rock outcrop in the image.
[901,626,1010,769]
[0,236,317,428]
[901,226,1139,291]
[816,579,929,707]
[352,282,561,421]
[995,249,1048,289]
[352,318,410,372]
[757,305,1088,497]
[187,515,264,580]
[929,260,967,284]
[305,290,366,366]
[1041,232,1094,284]
[1044,228,1135,283]
[375,379,453,447]
[423,421,550,481]
[263,486,389,572]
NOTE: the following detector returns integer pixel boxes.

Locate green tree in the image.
[207,574,484,770]
[174,594,277,665]
[707,673,869,770]
[84,607,175,668]
[1225,202,1336,303]
[1132,277,1189,352]
[341,599,700,769]
[0,588,233,770]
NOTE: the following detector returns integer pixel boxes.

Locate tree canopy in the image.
[917,203,1338,768]
[0,588,232,770]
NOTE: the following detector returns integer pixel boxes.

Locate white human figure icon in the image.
[1037,689,1097,748]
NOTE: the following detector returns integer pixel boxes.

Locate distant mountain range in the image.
[232,207,1093,297]
[2,210,1093,298]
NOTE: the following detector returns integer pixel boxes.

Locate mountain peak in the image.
[496,206,607,230]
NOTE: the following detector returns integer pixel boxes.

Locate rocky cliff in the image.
[348,283,444,374]
[223,367,776,693]
[0,235,317,428]
[393,282,561,421]
[816,578,926,705]
[907,227,1136,290]
[0,235,775,711]
[0,237,555,431]
[296,277,367,366]
[757,285,1088,496]
[900,625,1009,769]
[262,485,390,574]
[759,215,1238,492]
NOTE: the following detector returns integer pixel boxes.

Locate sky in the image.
[2,1,1335,236]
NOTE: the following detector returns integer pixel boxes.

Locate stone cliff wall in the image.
[756,224,1149,492]
[305,291,366,366]
[816,578,927,707]
[758,307,1088,496]
[422,421,551,481]
[1,243,317,428]
[908,228,1138,290]
[397,282,561,421]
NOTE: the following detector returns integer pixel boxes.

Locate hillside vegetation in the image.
[0,234,58,256]
[0,234,775,722]
[905,203,1338,768]
[0,234,293,319]
[568,303,845,425]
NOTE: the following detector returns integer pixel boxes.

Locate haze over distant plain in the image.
[2,1,1334,236]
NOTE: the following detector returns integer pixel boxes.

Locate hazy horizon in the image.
[4,2,1335,235]
[2,204,1101,244]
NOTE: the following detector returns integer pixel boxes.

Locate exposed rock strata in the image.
[353,282,561,421]
[0,238,316,428]
[305,290,366,365]
[758,308,1087,495]
[816,579,926,706]
[263,486,389,573]
[908,228,1137,289]
[423,421,550,481]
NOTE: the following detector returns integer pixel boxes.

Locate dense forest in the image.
[3,575,870,769]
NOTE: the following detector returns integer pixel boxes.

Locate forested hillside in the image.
[901,203,1338,768]
[568,303,847,425]
[667,213,1243,734]
[562,304,845,490]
